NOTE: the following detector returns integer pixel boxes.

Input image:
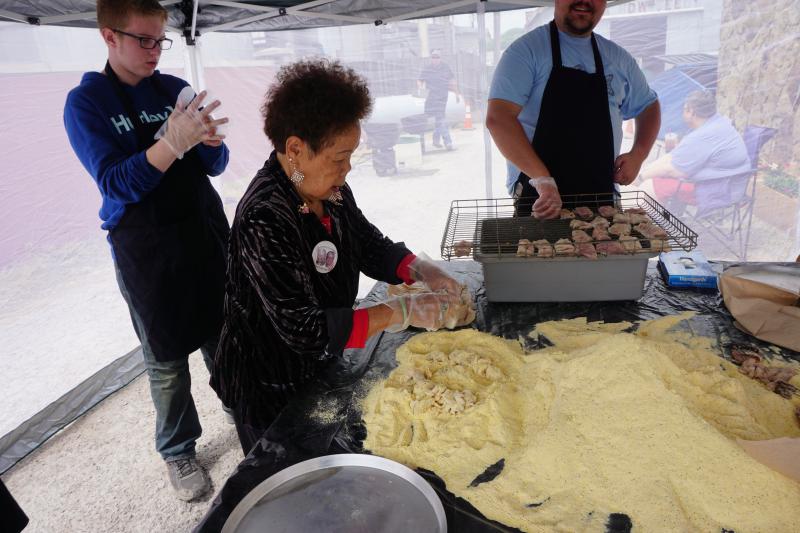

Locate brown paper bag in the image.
[719,264,800,351]
[737,438,800,482]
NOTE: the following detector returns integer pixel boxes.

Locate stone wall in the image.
[717,0,800,166]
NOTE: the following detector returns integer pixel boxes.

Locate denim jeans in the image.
[114,262,218,461]
[432,113,452,147]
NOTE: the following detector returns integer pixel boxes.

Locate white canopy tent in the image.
[1,0,797,474]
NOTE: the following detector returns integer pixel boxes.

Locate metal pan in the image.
[222,454,447,533]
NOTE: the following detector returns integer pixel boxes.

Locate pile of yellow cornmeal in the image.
[361,313,800,532]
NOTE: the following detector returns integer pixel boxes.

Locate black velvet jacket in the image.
[211,151,410,427]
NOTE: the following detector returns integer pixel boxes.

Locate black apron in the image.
[515,21,616,216]
[105,62,229,362]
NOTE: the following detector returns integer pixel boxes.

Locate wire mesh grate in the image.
[440,191,698,260]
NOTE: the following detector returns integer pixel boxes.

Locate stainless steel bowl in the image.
[222,454,447,533]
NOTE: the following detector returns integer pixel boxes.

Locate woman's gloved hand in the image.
[529,176,562,220]
[407,254,464,297]
[383,293,473,333]
[160,91,228,159]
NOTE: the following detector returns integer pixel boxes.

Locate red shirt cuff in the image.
[396,253,417,285]
[344,308,369,349]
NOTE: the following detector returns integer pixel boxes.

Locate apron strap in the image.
[548,21,562,67]
[548,20,606,79]
[590,34,605,78]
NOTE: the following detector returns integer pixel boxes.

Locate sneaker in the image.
[445,144,456,151]
[432,141,443,148]
[166,456,210,501]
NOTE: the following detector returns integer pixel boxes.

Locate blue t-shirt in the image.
[64,71,229,231]
[670,114,751,181]
[489,24,658,194]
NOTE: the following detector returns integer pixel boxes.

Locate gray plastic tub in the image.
[478,254,655,302]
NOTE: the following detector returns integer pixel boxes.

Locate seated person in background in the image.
[640,91,751,213]
[211,59,473,456]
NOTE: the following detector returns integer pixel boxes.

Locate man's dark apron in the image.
[105,62,229,362]
[515,20,616,216]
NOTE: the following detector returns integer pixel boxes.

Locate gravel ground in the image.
[2,354,241,533]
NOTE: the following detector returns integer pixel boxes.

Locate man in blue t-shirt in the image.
[63,0,230,501]
[641,90,752,214]
[487,0,660,218]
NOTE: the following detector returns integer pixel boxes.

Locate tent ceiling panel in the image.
[0,0,633,33]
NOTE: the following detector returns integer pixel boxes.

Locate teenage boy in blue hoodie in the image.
[64,0,229,501]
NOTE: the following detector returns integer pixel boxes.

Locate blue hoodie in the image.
[64,70,229,231]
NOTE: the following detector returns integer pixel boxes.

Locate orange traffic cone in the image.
[462,103,474,130]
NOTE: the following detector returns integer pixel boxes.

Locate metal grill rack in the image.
[441,191,698,261]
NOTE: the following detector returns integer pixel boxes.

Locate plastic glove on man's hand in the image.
[161,90,228,158]
[529,176,562,220]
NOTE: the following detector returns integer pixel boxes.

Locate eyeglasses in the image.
[113,29,173,50]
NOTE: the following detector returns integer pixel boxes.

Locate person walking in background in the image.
[418,49,458,150]
[63,0,230,501]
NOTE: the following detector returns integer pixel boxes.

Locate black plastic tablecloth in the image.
[195,261,799,533]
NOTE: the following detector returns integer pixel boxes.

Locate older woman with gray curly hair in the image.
[211,59,473,455]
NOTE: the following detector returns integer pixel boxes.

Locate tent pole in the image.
[477,1,492,199]
[183,37,206,91]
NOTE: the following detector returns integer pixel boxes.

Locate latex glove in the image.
[528,176,562,220]
[159,90,227,159]
[383,293,472,333]
[407,254,464,297]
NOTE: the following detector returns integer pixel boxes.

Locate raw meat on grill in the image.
[596,241,627,255]
[516,239,531,257]
[554,238,575,256]
[648,239,671,252]
[454,240,473,257]
[635,222,668,239]
[570,219,594,231]
[592,227,611,241]
[571,230,593,243]
[574,206,594,220]
[576,242,598,260]
[625,207,647,215]
[591,216,610,229]
[598,205,618,218]
[533,239,554,258]
[609,223,632,236]
[629,213,653,225]
[560,209,576,220]
[618,235,643,253]
[613,213,632,224]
